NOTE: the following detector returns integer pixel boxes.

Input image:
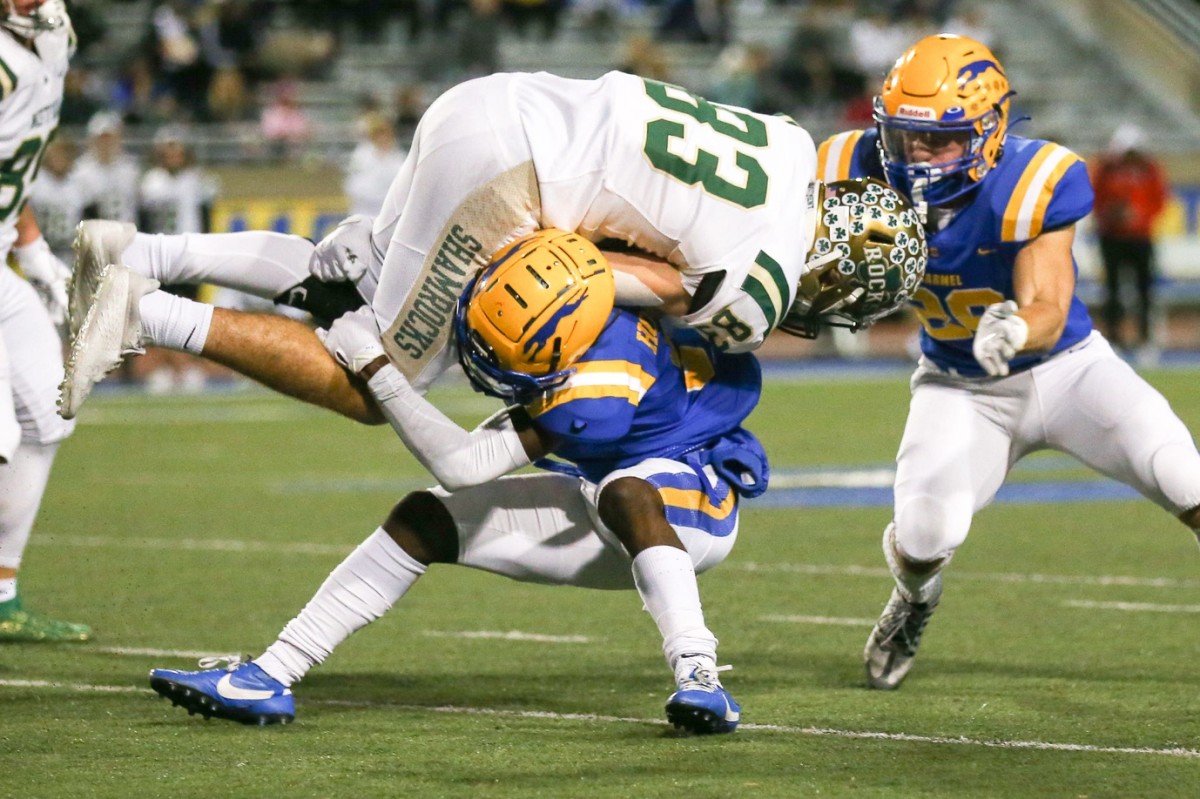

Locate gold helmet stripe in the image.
[1002,143,1082,241]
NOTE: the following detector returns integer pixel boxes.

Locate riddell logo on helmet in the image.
[896,105,936,120]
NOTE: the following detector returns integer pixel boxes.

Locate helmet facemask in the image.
[780,179,927,339]
[2,0,65,38]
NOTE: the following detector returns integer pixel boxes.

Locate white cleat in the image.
[58,264,159,419]
[69,220,138,341]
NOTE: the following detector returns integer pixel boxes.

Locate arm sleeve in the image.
[366,364,532,492]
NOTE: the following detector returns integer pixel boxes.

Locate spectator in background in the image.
[260,79,313,161]
[74,112,142,225]
[148,0,212,121]
[393,81,426,132]
[59,68,102,127]
[708,43,783,114]
[345,113,408,217]
[502,0,565,40]
[138,125,220,394]
[28,137,87,265]
[617,33,673,82]
[656,0,733,46]
[1092,123,1170,360]
[455,0,502,79]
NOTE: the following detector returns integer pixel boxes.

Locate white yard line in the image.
[759,614,875,626]
[2,677,1196,759]
[422,630,593,643]
[32,535,1200,591]
[1063,599,1200,613]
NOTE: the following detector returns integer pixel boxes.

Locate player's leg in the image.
[1099,237,1124,346]
[147,488,452,724]
[865,373,1018,689]
[59,268,383,424]
[592,458,742,733]
[0,272,87,641]
[1037,336,1200,541]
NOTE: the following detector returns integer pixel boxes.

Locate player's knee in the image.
[383,491,458,565]
[597,476,676,554]
[894,494,971,563]
[1149,443,1200,524]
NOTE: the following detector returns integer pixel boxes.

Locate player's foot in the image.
[70,220,138,341]
[863,576,942,690]
[664,655,740,734]
[0,597,91,642]
[59,263,159,419]
[149,659,295,726]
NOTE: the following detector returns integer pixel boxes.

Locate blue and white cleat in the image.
[149,657,295,726]
[664,656,740,734]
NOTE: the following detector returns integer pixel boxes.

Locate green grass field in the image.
[4,369,1200,798]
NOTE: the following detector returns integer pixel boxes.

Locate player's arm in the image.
[1012,225,1076,352]
[604,248,690,316]
[973,225,1076,377]
[320,307,547,491]
[12,204,70,324]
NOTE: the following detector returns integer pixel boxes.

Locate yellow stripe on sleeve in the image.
[1001,144,1082,241]
[816,130,865,183]
[527,360,656,416]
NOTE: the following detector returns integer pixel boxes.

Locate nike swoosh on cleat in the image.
[722,696,740,723]
[215,673,277,702]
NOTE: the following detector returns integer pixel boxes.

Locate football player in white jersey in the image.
[27,133,85,262]
[61,71,926,423]
[73,110,140,224]
[0,0,90,641]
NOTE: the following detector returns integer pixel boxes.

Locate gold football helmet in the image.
[780,178,927,338]
[874,34,1013,205]
[456,228,615,402]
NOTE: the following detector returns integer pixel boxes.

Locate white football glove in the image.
[317,305,386,375]
[309,214,375,285]
[14,236,70,325]
[973,300,1029,377]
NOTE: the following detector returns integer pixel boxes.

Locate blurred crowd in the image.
[61,0,991,162]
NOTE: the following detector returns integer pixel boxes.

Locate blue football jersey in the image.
[817,129,1095,376]
[526,309,765,486]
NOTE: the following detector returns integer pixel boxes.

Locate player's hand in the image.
[317,305,386,376]
[309,214,375,285]
[14,236,70,325]
[973,300,1029,377]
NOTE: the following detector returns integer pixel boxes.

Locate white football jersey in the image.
[139,166,219,234]
[73,152,141,223]
[28,167,86,259]
[515,71,818,351]
[0,15,72,256]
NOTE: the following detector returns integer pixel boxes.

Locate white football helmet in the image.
[2,0,65,38]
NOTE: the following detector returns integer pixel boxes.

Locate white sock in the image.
[0,578,15,603]
[631,545,718,671]
[138,290,214,354]
[883,523,947,604]
[254,528,426,686]
[0,443,58,580]
[124,231,315,299]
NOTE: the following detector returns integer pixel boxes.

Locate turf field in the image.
[5,366,1200,798]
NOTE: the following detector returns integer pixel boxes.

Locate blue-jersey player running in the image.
[817,34,1200,690]
[147,230,767,734]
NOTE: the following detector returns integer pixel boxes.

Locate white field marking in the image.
[732,561,1200,590]
[1063,599,1200,614]
[768,468,895,489]
[7,678,1191,759]
[38,534,351,557]
[31,535,1200,592]
[759,614,875,626]
[422,630,593,643]
[94,646,242,659]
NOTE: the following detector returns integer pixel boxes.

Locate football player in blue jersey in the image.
[816,34,1200,690]
[147,230,768,734]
